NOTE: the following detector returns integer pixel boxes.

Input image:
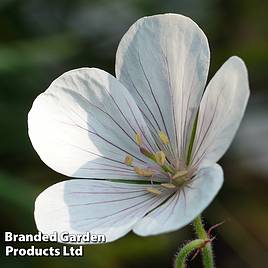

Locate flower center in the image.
[124,131,192,195]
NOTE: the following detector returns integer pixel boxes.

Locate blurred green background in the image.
[0,0,267,267]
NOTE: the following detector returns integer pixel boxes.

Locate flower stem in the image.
[193,215,214,268]
[175,239,206,268]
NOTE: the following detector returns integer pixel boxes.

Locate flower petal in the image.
[190,56,250,168]
[133,164,223,236]
[116,14,210,160]
[28,68,159,180]
[35,180,170,243]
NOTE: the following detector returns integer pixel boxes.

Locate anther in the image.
[155,151,166,166]
[172,170,188,179]
[140,147,154,159]
[161,183,176,189]
[124,155,133,166]
[135,132,142,146]
[134,166,154,177]
[146,187,161,195]
[159,131,169,145]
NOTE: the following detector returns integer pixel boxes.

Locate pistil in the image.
[172,170,189,187]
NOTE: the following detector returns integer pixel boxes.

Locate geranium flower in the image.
[28,14,249,243]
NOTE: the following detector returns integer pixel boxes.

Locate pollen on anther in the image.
[172,170,188,179]
[146,187,161,195]
[135,132,142,145]
[155,151,166,166]
[161,183,176,189]
[159,131,169,145]
[124,155,133,166]
[134,166,154,177]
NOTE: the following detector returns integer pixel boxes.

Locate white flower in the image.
[28,14,250,243]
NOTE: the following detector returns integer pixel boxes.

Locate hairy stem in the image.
[175,239,206,268]
[193,215,214,268]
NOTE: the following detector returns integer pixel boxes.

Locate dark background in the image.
[0,0,267,267]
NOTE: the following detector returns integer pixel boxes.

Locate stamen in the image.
[134,166,154,177]
[155,151,166,166]
[172,170,188,179]
[175,159,180,170]
[140,146,174,174]
[135,132,142,145]
[140,147,155,159]
[146,187,161,195]
[159,131,169,145]
[161,183,176,189]
[124,155,133,166]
